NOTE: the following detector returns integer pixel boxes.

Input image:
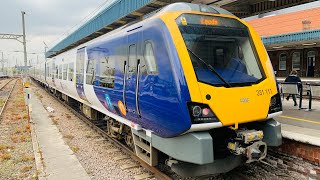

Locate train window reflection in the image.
[68,63,74,81]
[86,58,96,85]
[144,42,158,74]
[59,65,62,79]
[76,48,85,84]
[179,23,264,86]
[99,55,115,88]
[128,44,137,74]
[63,64,68,80]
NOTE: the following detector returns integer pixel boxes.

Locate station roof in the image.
[46,0,193,58]
[262,29,320,45]
[47,0,317,58]
[246,7,320,37]
[246,6,320,51]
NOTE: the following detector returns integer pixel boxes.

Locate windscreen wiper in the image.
[187,48,232,88]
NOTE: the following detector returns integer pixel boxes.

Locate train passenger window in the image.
[55,66,58,79]
[144,42,158,74]
[86,58,96,85]
[99,55,115,88]
[128,44,137,74]
[46,63,50,77]
[76,48,85,84]
[114,46,126,73]
[68,63,74,81]
[63,64,68,80]
[59,65,62,79]
[52,61,55,79]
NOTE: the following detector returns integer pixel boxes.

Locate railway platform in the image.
[23,88,90,180]
[274,98,320,146]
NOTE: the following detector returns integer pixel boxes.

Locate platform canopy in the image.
[46,0,317,58]
[46,0,194,58]
[262,29,320,51]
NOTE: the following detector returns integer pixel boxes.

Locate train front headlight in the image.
[268,93,282,114]
[188,102,220,124]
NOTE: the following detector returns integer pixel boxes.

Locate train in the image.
[32,3,282,177]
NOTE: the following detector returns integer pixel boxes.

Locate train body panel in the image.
[86,18,192,137]
[33,9,283,138]
[160,12,282,129]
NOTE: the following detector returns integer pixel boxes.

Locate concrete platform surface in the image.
[24,88,90,180]
[274,98,320,146]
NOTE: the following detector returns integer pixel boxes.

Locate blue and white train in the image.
[32,3,282,177]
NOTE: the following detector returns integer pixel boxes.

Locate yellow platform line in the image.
[279,115,320,125]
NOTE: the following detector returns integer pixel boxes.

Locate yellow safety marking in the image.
[279,115,320,125]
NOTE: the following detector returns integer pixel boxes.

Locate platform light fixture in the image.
[302,42,316,46]
[272,46,284,49]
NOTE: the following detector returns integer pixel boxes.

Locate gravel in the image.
[0,79,36,179]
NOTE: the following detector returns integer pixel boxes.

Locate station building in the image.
[246,6,320,78]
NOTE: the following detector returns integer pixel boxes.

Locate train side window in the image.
[55,65,58,79]
[128,44,137,74]
[46,63,50,77]
[115,46,126,74]
[99,55,115,88]
[59,65,62,79]
[86,58,96,85]
[63,64,68,80]
[76,48,85,84]
[52,61,55,79]
[144,42,158,74]
[68,63,74,81]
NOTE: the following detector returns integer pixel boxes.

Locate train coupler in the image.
[227,129,267,163]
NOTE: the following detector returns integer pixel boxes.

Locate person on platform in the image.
[285,70,302,106]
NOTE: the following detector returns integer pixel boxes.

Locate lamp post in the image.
[43,41,48,62]
[21,11,27,72]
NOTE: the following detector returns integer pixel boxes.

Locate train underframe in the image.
[34,79,282,177]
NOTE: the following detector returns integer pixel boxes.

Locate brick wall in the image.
[268,47,320,77]
[268,138,320,179]
[274,139,320,164]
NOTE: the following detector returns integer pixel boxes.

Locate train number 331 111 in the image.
[256,89,272,96]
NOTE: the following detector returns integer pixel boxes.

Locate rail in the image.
[0,79,19,117]
[0,79,14,90]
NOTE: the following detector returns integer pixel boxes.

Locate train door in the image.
[76,47,88,101]
[124,30,142,118]
[52,59,56,87]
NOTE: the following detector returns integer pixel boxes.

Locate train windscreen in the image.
[176,14,265,87]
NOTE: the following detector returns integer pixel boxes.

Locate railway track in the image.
[34,82,171,180]
[0,78,19,117]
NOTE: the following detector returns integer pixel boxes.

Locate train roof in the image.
[46,1,234,59]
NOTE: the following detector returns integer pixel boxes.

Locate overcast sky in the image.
[0,0,116,67]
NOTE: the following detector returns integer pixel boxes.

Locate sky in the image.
[0,0,115,67]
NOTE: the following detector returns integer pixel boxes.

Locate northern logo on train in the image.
[240,98,249,103]
[104,93,114,111]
